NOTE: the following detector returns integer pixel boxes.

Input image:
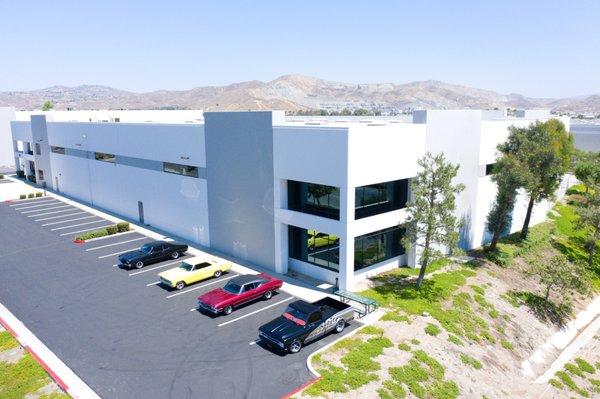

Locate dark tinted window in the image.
[308,312,321,323]
[485,164,496,176]
[223,281,242,294]
[288,180,340,220]
[51,146,65,154]
[196,262,211,269]
[163,162,199,178]
[355,178,409,219]
[354,226,406,272]
[289,226,339,272]
[95,152,116,163]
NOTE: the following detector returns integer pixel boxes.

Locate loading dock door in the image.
[138,201,144,224]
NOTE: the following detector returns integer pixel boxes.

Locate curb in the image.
[0,303,101,399]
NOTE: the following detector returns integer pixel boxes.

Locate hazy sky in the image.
[1,1,598,97]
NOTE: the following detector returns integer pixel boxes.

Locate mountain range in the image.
[1,74,598,114]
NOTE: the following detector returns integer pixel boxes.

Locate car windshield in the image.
[283,305,309,323]
[179,262,193,271]
[223,281,242,294]
[140,244,153,254]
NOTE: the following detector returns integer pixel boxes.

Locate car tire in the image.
[263,290,273,300]
[335,319,345,333]
[214,270,222,278]
[171,251,180,259]
[175,281,185,290]
[134,261,144,269]
[289,339,303,353]
[223,305,233,315]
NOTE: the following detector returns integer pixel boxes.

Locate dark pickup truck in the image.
[258,297,355,353]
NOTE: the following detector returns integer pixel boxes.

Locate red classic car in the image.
[197,273,283,315]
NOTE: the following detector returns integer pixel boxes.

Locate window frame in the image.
[50,146,66,155]
[163,162,199,178]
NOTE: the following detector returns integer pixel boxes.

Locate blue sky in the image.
[0,1,598,97]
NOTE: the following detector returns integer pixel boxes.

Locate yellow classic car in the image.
[158,256,232,290]
[307,229,339,251]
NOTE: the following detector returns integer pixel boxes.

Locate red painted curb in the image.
[73,239,85,245]
[4,200,12,203]
[0,315,18,338]
[280,376,322,399]
[25,345,70,393]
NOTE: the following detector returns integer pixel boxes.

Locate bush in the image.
[460,353,483,370]
[574,358,595,374]
[27,193,34,198]
[0,173,4,179]
[116,222,130,233]
[19,194,26,199]
[35,192,43,198]
[16,170,25,178]
[75,229,109,241]
[425,323,441,336]
[106,225,118,235]
[26,175,36,183]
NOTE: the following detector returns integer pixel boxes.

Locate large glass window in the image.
[355,178,409,219]
[51,146,65,154]
[95,152,116,163]
[35,143,41,155]
[288,180,340,220]
[354,226,405,272]
[289,226,339,271]
[163,162,199,178]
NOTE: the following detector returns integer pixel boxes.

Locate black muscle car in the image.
[258,297,354,353]
[118,241,188,269]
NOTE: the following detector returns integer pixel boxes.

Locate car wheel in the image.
[175,281,185,290]
[335,319,345,333]
[223,305,233,315]
[134,261,144,269]
[171,251,180,259]
[289,340,302,353]
[214,270,222,278]
[263,290,273,300]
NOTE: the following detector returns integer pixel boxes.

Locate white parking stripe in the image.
[28,208,76,217]
[21,204,71,214]
[85,237,147,251]
[51,220,106,231]
[166,275,238,299]
[14,201,60,210]
[98,247,140,259]
[128,260,184,276]
[249,340,258,345]
[42,216,96,226]
[146,281,161,286]
[217,297,293,327]
[9,198,54,206]
[59,225,112,236]
[35,212,87,222]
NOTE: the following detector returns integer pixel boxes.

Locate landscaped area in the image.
[0,328,69,399]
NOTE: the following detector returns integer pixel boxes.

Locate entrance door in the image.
[55,176,60,193]
[138,201,144,224]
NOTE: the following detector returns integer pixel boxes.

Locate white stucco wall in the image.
[0,107,16,170]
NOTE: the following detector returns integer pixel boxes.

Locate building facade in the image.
[9,109,572,290]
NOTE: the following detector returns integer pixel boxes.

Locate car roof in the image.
[230,274,265,285]
[181,256,217,265]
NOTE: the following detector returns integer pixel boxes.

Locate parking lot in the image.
[0,195,356,399]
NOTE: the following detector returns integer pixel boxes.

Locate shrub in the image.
[16,170,25,178]
[411,339,421,345]
[548,378,563,389]
[75,229,109,241]
[26,175,36,183]
[27,193,34,198]
[500,340,514,350]
[447,335,463,346]
[106,225,118,235]
[425,323,441,336]
[116,222,130,233]
[574,358,595,374]
[460,353,483,370]
[35,192,43,197]
[398,342,411,351]
[0,173,4,179]
[19,194,26,199]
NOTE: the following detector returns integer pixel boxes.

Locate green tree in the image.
[527,253,590,304]
[499,119,573,239]
[402,153,464,288]
[574,153,600,193]
[307,184,334,206]
[41,101,54,111]
[576,188,600,268]
[486,155,523,251]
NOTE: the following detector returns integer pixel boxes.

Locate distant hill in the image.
[0,74,598,114]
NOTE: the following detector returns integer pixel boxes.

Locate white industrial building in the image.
[6,108,571,290]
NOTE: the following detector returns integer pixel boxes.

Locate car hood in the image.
[158,267,188,281]
[118,250,144,262]
[259,316,305,340]
[197,288,235,306]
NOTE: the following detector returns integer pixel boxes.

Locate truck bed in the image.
[313,296,352,320]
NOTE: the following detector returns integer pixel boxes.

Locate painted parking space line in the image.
[166,275,238,299]
[41,216,97,226]
[34,212,87,222]
[146,281,161,287]
[28,208,77,218]
[97,247,140,259]
[217,297,293,327]
[21,204,71,214]
[127,260,186,276]
[80,230,135,243]
[9,198,56,206]
[85,237,147,251]
[14,201,60,210]
[249,340,259,345]
[59,225,112,236]
[51,220,107,231]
